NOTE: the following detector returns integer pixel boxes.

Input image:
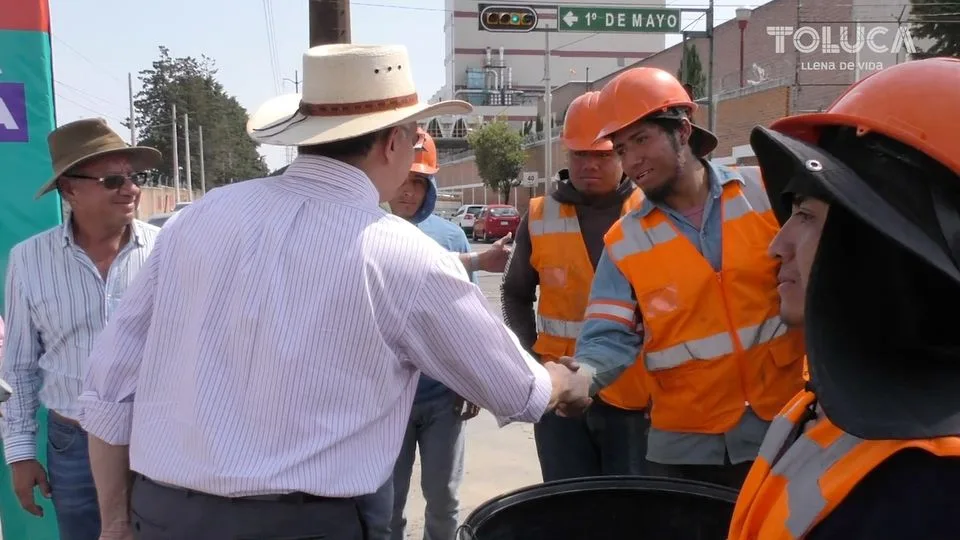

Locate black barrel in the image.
[457,476,739,540]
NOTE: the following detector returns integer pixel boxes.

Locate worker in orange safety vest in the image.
[501,91,652,481]
[728,57,960,539]
[562,67,806,489]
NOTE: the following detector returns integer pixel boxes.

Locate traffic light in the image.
[478,4,538,32]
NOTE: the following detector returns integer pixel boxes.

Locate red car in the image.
[472,204,520,241]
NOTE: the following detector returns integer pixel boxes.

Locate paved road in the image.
[400,239,543,538]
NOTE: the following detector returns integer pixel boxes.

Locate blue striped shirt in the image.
[78,156,551,498]
[0,219,159,463]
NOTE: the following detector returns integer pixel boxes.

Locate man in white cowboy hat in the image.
[79,44,590,540]
[0,118,161,540]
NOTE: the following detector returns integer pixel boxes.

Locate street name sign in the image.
[558,6,681,33]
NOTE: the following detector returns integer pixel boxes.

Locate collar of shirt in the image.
[60,218,149,249]
[636,159,744,219]
[279,155,381,207]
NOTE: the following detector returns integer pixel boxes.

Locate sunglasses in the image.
[64,172,148,190]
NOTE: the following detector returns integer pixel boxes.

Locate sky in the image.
[48,0,754,175]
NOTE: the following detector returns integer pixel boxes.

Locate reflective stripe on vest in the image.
[528,188,650,410]
[645,314,788,371]
[608,168,786,372]
[536,314,583,339]
[728,391,960,539]
[529,195,581,237]
[602,165,805,432]
[530,191,642,342]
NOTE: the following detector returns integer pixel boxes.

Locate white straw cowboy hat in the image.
[247,44,473,146]
[37,118,162,198]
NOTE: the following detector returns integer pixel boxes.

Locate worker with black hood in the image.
[728,57,960,539]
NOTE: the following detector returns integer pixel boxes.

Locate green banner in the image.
[1,3,65,537]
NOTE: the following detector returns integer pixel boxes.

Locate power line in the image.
[51,35,125,84]
[352,0,960,11]
[261,0,282,95]
[54,93,125,123]
[54,79,123,109]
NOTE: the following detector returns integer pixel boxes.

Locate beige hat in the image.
[247,44,472,147]
[37,118,162,198]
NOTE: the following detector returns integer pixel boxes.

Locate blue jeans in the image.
[390,391,465,540]
[46,414,101,540]
[534,398,651,482]
[357,478,394,540]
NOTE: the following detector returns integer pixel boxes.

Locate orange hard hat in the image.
[410,127,439,176]
[594,67,697,142]
[561,91,613,152]
[770,57,960,176]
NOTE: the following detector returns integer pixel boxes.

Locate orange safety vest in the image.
[529,188,650,410]
[602,166,805,433]
[729,389,960,539]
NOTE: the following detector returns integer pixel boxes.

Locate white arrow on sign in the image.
[562,11,579,26]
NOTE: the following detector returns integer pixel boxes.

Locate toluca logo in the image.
[0,82,29,143]
[767,25,918,55]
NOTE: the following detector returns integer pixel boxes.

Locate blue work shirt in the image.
[575,162,770,466]
[414,214,478,404]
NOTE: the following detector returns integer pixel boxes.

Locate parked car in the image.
[452,204,485,234]
[472,204,520,242]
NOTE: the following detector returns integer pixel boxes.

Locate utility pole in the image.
[283,70,302,165]
[128,73,137,145]
[199,125,206,195]
[284,70,301,92]
[171,104,180,203]
[184,113,193,201]
[707,0,717,142]
[544,31,552,187]
[309,0,351,46]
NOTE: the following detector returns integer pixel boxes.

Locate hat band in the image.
[299,93,419,117]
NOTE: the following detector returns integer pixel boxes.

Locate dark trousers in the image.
[648,459,754,490]
[131,474,366,540]
[534,399,651,482]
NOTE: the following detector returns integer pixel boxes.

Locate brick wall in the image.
[137,186,202,220]
[550,0,855,117]
[710,86,792,156]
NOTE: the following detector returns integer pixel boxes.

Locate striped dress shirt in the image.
[79,156,552,498]
[1,219,160,463]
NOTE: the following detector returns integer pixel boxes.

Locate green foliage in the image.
[132,46,268,188]
[677,43,706,97]
[467,121,525,204]
[910,0,960,58]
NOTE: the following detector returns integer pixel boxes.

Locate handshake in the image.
[543,356,594,417]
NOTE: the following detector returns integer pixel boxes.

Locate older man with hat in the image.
[0,118,161,540]
[79,44,590,540]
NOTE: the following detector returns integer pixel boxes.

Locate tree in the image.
[910,0,960,58]
[468,121,525,204]
[132,46,268,189]
[677,43,706,97]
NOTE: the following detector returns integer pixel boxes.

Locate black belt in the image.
[137,474,334,504]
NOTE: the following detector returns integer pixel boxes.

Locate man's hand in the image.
[476,232,513,273]
[454,395,481,420]
[10,459,51,516]
[543,361,593,416]
[555,355,580,371]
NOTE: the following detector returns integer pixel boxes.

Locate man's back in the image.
[122,159,454,496]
